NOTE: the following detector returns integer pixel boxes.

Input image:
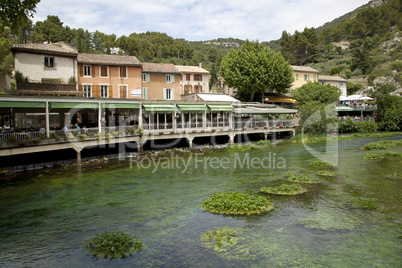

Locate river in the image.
[0,136,401,267]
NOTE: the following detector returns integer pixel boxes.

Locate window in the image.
[119,85,128,98]
[142,87,148,99]
[313,75,317,82]
[186,74,191,81]
[304,74,309,81]
[194,85,202,93]
[100,66,109,78]
[44,57,54,68]
[339,81,344,86]
[83,85,92,97]
[194,74,202,81]
[83,65,91,76]
[320,81,326,85]
[166,74,175,83]
[100,85,109,98]
[119,66,127,78]
[296,74,299,81]
[142,73,150,82]
[164,88,173,100]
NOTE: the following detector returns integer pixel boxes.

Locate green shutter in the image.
[171,88,174,100]
[146,73,150,82]
[171,74,175,83]
[142,87,148,99]
[296,74,299,80]
[163,88,166,100]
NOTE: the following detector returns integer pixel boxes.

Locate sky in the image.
[32,0,370,42]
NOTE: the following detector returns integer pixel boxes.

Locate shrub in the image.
[25,134,31,141]
[78,134,86,141]
[355,121,377,133]
[252,140,272,148]
[50,132,57,139]
[260,184,307,195]
[200,192,274,215]
[388,61,402,72]
[383,151,402,157]
[39,132,45,139]
[10,134,17,142]
[84,231,142,260]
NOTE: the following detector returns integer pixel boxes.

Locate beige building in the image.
[141,63,181,100]
[291,65,319,90]
[77,53,142,99]
[331,41,350,50]
[176,64,210,94]
[318,75,347,97]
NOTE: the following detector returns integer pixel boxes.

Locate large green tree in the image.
[292,82,340,134]
[280,27,318,65]
[30,15,74,43]
[220,40,293,101]
[373,83,402,131]
[0,0,39,32]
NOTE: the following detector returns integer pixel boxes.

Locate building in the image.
[77,53,142,99]
[318,75,347,97]
[11,42,80,95]
[331,41,350,50]
[291,65,319,90]
[176,64,210,95]
[141,62,181,100]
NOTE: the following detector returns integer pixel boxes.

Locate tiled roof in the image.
[175,65,210,74]
[11,42,78,55]
[291,65,319,73]
[142,62,180,73]
[77,53,141,66]
[318,75,347,82]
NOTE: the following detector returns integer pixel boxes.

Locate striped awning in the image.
[142,104,177,112]
[0,101,46,108]
[207,104,234,112]
[50,102,99,109]
[177,104,208,112]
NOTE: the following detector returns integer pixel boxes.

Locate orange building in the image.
[77,54,142,99]
[141,63,181,100]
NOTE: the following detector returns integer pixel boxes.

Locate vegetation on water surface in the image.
[200,192,274,215]
[286,173,319,184]
[84,231,143,260]
[364,151,402,160]
[361,140,402,150]
[201,227,247,252]
[260,184,307,195]
[225,144,251,152]
[311,160,333,167]
[291,132,402,144]
[251,140,272,147]
[317,170,337,177]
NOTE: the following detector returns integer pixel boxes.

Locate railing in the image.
[339,117,375,122]
[337,104,377,110]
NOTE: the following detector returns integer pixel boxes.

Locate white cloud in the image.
[32,0,369,41]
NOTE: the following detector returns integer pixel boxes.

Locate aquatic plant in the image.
[317,170,337,177]
[364,153,385,160]
[349,197,379,210]
[200,192,274,215]
[287,174,319,184]
[298,210,363,231]
[382,151,402,157]
[252,140,272,147]
[201,227,247,252]
[260,184,307,195]
[310,160,333,167]
[361,140,402,150]
[226,144,251,152]
[84,231,143,260]
[291,132,402,144]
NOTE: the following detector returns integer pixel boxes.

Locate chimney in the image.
[199,63,202,68]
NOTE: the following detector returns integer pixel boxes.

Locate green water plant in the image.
[317,170,337,177]
[200,192,274,215]
[310,160,333,167]
[361,140,402,150]
[287,174,319,184]
[201,227,247,252]
[364,153,385,160]
[84,231,143,260]
[252,140,272,147]
[260,184,307,195]
[226,144,251,152]
[382,151,402,157]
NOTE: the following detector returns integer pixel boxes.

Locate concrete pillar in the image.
[98,102,102,133]
[45,101,50,138]
[187,137,193,148]
[137,141,143,152]
[264,133,268,140]
[74,147,83,164]
[138,104,143,128]
[229,134,234,145]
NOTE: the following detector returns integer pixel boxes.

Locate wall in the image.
[179,73,210,94]
[292,71,318,89]
[142,72,180,100]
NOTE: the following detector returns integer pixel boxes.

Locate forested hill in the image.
[0,0,400,91]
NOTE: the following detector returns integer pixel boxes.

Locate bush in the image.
[84,231,143,260]
[355,121,377,132]
[388,61,402,72]
[200,192,274,215]
[351,69,363,77]
[339,118,358,133]
[260,184,307,195]
[361,140,402,150]
[50,132,57,139]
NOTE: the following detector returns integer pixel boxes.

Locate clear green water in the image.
[0,137,401,267]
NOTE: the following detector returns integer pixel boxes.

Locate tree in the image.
[31,15,74,43]
[292,82,340,134]
[0,0,40,32]
[0,37,13,76]
[280,27,318,65]
[220,40,293,102]
[373,83,402,131]
[346,81,362,95]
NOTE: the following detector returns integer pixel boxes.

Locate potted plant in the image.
[242,126,247,130]
[254,126,259,129]
[212,129,216,132]
[170,131,175,134]
[264,125,268,129]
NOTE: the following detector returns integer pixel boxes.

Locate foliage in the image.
[291,132,402,144]
[0,37,14,76]
[260,184,307,195]
[31,15,74,43]
[292,82,340,134]
[201,227,247,252]
[0,0,40,33]
[200,192,274,215]
[280,27,318,65]
[25,134,31,141]
[10,134,17,142]
[355,121,377,133]
[311,160,333,167]
[226,144,251,152]
[39,132,45,139]
[78,134,86,141]
[136,125,144,137]
[68,76,77,85]
[382,151,402,157]
[364,153,385,160]
[349,197,379,210]
[373,83,402,131]
[220,40,293,101]
[84,231,143,260]
[251,140,272,148]
[388,61,402,72]
[346,81,363,96]
[317,170,337,177]
[361,140,402,150]
[50,132,57,139]
[286,173,319,184]
[350,38,375,74]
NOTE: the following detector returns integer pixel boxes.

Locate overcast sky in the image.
[32,0,369,42]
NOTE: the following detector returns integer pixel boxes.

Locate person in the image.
[75,123,81,135]
[82,125,88,134]
[39,125,46,134]
[9,127,15,133]
[62,125,69,134]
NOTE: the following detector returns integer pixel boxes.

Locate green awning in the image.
[105,103,140,109]
[0,101,45,108]
[234,108,297,114]
[177,104,208,112]
[207,104,234,112]
[143,104,177,112]
[51,102,99,109]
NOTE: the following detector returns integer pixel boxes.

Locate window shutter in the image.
[163,88,166,100]
[147,73,150,82]
[171,74,175,83]
[199,75,202,81]
[142,87,148,99]
[80,65,83,76]
[200,86,202,92]
[91,66,95,77]
[171,88,174,100]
